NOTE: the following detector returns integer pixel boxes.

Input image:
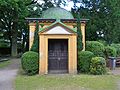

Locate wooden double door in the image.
[48,39,68,74]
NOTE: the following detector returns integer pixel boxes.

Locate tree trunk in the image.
[11,33,17,57]
[11,22,18,57]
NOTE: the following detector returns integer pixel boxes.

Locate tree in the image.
[78,0,120,43]
[71,1,83,51]
[0,0,37,57]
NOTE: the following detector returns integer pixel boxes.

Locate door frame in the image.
[39,34,77,74]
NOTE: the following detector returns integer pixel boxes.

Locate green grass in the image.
[15,74,120,90]
[0,60,10,68]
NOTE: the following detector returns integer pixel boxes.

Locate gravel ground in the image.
[0,58,20,90]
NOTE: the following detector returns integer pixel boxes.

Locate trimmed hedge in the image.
[111,44,120,57]
[90,57,106,75]
[104,46,116,58]
[86,41,105,57]
[21,51,39,75]
[78,51,94,73]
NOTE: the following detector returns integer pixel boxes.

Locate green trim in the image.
[39,21,77,33]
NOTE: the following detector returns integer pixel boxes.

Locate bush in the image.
[78,51,94,73]
[21,51,39,75]
[111,44,120,57]
[104,46,117,58]
[90,57,106,75]
[98,40,108,46]
[86,41,105,57]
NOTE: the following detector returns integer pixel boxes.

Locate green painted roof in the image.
[39,20,77,33]
[41,7,74,19]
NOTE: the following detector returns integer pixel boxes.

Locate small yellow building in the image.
[27,7,88,74]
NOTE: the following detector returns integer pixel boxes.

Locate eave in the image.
[26,18,89,23]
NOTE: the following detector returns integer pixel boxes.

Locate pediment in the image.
[39,22,76,34]
[45,26,72,34]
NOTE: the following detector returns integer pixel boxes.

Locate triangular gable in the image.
[39,21,77,34]
[46,26,72,34]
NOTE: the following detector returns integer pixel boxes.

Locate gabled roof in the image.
[39,21,77,34]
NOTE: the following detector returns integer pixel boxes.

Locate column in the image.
[29,23,36,50]
[81,22,86,51]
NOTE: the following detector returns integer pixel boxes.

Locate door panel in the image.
[48,39,68,74]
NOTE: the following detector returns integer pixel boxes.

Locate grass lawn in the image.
[15,74,120,90]
[0,60,10,68]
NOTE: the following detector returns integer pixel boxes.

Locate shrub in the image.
[104,46,117,58]
[78,51,94,73]
[90,57,106,75]
[111,44,120,57]
[86,41,105,57]
[21,51,39,75]
[98,40,108,46]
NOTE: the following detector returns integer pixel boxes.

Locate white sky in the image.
[37,0,81,11]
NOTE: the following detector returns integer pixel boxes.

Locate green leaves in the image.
[0,0,38,56]
[90,57,106,75]
[78,51,94,73]
[73,0,120,43]
[21,51,39,75]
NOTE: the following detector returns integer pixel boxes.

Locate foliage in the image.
[21,51,39,75]
[30,22,39,52]
[0,40,9,48]
[77,16,83,51]
[73,0,120,43]
[27,3,42,18]
[86,41,105,57]
[0,0,37,56]
[104,46,117,58]
[78,51,94,73]
[71,6,83,51]
[98,40,108,46]
[90,57,106,75]
[111,44,120,57]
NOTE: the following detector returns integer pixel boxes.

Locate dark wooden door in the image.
[48,39,68,74]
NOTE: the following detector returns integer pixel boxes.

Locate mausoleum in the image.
[26,7,88,74]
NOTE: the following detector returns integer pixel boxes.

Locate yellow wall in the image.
[29,22,86,51]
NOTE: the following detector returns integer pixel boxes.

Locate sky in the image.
[37,0,81,11]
